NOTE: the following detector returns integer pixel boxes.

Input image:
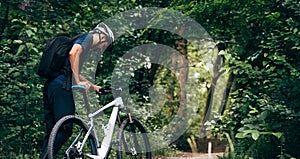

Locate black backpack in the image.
[37,34,82,78]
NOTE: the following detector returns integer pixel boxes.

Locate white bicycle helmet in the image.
[91,22,114,51]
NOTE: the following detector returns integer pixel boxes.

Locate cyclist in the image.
[41,23,115,159]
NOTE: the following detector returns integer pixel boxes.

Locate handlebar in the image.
[71,81,149,116]
[71,85,111,95]
[71,80,150,95]
[71,85,86,89]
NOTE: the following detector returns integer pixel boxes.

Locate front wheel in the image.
[47,115,98,159]
[116,118,151,159]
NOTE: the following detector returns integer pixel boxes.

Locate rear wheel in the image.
[116,118,151,159]
[47,115,98,159]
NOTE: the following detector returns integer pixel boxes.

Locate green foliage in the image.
[1,0,196,157]
[200,0,300,158]
[1,0,299,158]
[0,0,122,157]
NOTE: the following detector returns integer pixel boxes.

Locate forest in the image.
[0,0,299,158]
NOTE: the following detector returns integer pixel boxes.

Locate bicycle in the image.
[47,81,151,159]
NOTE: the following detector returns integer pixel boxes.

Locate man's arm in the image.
[69,44,82,84]
[69,44,101,92]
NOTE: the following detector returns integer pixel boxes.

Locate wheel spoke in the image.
[47,115,97,159]
[116,118,151,159]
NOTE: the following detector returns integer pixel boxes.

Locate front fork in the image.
[118,107,134,125]
[117,108,137,156]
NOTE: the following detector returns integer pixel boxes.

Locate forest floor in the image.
[154,138,226,158]
[154,152,224,159]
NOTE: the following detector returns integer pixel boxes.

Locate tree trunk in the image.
[175,26,188,118]
[200,54,225,137]
[0,0,9,41]
[219,73,235,115]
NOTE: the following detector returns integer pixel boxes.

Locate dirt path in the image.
[153,152,224,159]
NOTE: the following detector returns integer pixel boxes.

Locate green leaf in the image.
[13,40,23,44]
[293,28,298,34]
[26,42,34,50]
[17,45,26,55]
[32,48,39,53]
[236,132,247,139]
[273,12,280,18]
[251,130,260,140]
[26,30,34,37]
[272,132,282,139]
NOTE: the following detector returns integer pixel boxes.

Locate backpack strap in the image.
[62,66,71,91]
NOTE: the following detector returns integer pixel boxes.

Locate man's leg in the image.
[41,109,55,159]
[40,81,75,158]
[41,82,55,159]
[52,84,75,155]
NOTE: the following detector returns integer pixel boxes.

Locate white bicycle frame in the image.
[70,83,147,159]
[79,96,126,159]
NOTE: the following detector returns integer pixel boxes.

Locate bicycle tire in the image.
[47,115,98,159]
[116,118,151,159]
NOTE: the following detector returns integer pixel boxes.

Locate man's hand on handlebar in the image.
[92,85,101,93]
[77,81,101,93]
